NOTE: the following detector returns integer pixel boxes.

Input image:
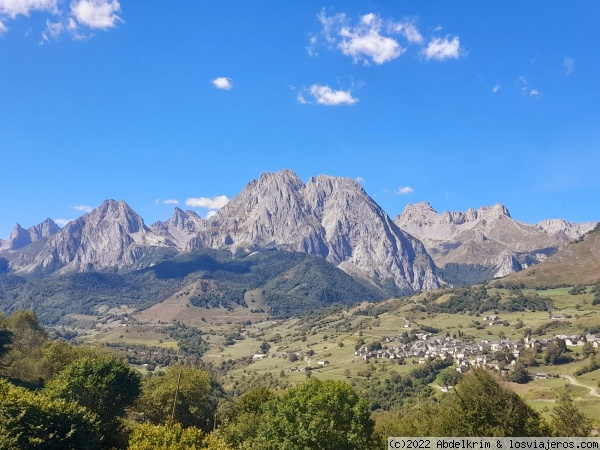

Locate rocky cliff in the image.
[187,170,441,293]
[395,202,593,278]
[11,200,173,273]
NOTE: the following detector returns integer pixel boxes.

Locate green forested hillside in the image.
[0,249,388,324]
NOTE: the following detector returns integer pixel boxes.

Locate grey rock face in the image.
[7,171,442,293]
[395,202,582,278]
[534,219,598,241]
[150,208,207,249]
[189,170,441,292]
[15,200,173,273]
[7,218,61,250]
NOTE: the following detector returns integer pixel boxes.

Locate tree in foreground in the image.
[374,368,549,438]
[218,387,275,448]
[551,396,593,436]
[251,378,374,450]
[0,378,101,450]
[135,366,214,431]
[447,368,548,436]
[44,355,141,448]
[128,422,230,450]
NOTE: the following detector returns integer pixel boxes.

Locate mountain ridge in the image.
[394,201,597,280]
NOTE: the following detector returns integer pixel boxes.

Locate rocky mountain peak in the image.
[7,218,61,250]
[8,224,30,250]
[12,199,171,273]
[394,201,581,279]
[535,218,598,241]
[478,203,511,219]
[188,170,441,293]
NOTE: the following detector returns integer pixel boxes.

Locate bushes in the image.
[0,379,101,450]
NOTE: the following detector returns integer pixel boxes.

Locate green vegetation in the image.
[2,277,600,448]
[439,263,497,286]
[249,378,373,450]
[45,356,141,447]
[135,366,215,432]
[0,378,101,450]
[0,249,388,324]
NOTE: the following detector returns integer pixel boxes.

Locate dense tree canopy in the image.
[135,366,214,431]
[45,355,141,447]
[128,423,230,450]
[0,378,101,450]
[251,378,374,450]
[374,368,550,438]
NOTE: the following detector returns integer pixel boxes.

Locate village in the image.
[353,320,600,376]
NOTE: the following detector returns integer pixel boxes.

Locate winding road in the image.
[560,374,600,398]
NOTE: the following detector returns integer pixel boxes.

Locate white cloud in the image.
[298,84,358,106]
[338,13,404,65]
[71,0,122,29]
[391,21,423,44]
[163,199,179,205]
[54,218,72,226]
[211,77,233,90]
[492,84,500,94]
[315,11,420,65]
[423,36,461,61]
[355,176,365,183]
[0,0,58,18]
[394,186,414,195]
[206,210,217,219]
[529,89,540,96]
[69,204,93,212]
[185,195,230,209]
[312,11,463,65]
[564,57,574,75]
[0,0,121,40]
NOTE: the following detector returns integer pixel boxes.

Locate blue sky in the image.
[1,1,599,238]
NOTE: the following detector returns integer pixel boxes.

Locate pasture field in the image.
[84,282,600,423]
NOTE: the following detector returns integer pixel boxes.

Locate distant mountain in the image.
[534,218,598,240]
[507,225,600,286]
[187,170,441,293]
[150,208,206,250]
[3,171,441,296]
[395,202,597,282]
[0,218,60,251]
[8,200,173,274]
[0,249,388,324]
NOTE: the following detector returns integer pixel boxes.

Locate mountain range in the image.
[0,169,597,322]
[395,201,596,280]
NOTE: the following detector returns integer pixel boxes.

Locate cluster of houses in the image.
[354,331,600,374]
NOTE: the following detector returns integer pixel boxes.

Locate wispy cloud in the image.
[394,186,414,195]
[1,0,122,41]
[564,57,574,76]
[422,36,461,61]
[312,10,462,66]
[185,195,229,209]
[355,176,365,183]
[211,77,233,90]
[297,84,358,106]
[313,11,426,65]
[517,76,540,97]
[0,0,58,19]
[69,204,94,213]
[71,0,122,29]
[492,84,500,94]
[163,199,179,205]
[338,13,404,65]
[54,218,72,226]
